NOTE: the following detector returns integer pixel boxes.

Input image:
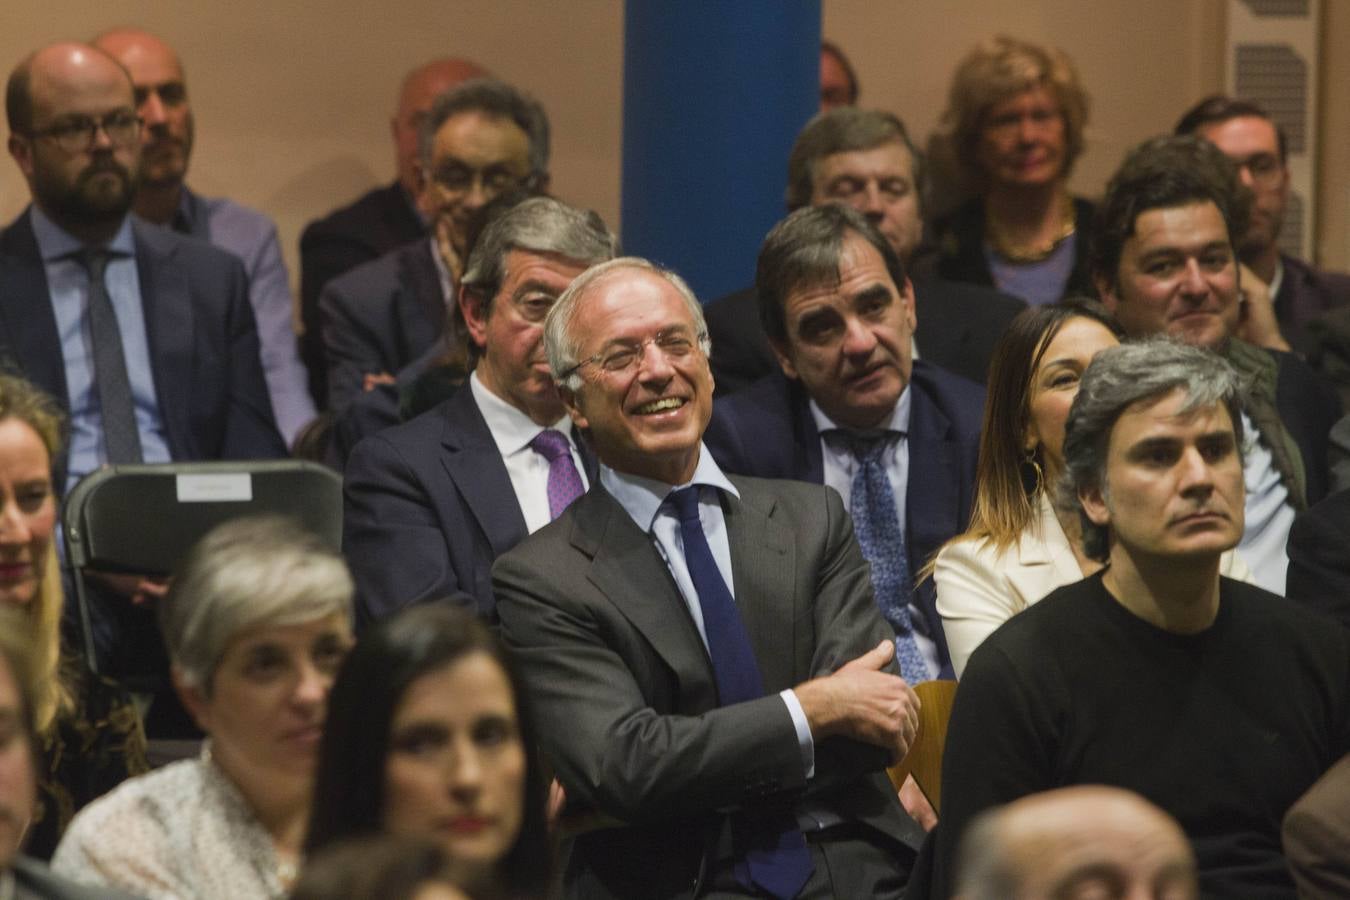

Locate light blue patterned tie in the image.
[843,433,930,684]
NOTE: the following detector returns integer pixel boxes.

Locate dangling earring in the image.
[1023,447,1044,497]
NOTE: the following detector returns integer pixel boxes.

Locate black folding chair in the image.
[63,459,343,678]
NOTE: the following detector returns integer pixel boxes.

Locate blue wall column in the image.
[621,1,820,303]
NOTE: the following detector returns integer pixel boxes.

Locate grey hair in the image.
[544,257,709,392]
[417,77,550,186]
[159,515,354,693]
[784,107,924,213]
[460,196,617,314]
[954,808,1021,900]
[1058,338,1246,561]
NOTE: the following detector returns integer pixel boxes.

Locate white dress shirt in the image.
[469,370,589,533]
[810,389,940,679]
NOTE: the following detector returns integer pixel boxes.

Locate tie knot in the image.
[667,486,702,524]
[529,428,571,461]
[73,247,111,280]
[837,430,895,464]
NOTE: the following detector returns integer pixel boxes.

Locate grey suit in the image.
[494,474,919,898]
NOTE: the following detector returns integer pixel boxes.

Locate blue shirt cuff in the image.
[780,688,815,779]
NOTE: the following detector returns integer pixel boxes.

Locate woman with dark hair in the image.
[307,604,549,900]
[932,301,1253,676]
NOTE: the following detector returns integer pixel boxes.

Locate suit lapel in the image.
[438,388,529,556]
[906,381,959,557]
[133,221,195,457]
[573,485,720,709]
[400,240,447,350]
[0,213,68,405]
[723,480,798,692]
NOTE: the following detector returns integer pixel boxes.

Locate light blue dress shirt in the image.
[811,387,940,679]
[602,445,816,777]
[29,207,172,493]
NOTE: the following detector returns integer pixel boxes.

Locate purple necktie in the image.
[529,429,585,519]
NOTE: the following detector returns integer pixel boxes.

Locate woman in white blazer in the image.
[932,301,1249,677]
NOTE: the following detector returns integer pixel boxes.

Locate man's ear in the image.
[767,335,799,381]
[7,135,33,180]
[1095,273,1119,312]
[171,666,212,734]
[459,285,490,351]
[559,384,587,429]
[1078,479,1111,527]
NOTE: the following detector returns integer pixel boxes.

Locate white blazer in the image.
[935,493,1253,678]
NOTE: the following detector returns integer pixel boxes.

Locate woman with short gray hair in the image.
[52,515,355,900]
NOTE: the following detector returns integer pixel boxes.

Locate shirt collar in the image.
[469,369,573,456]
[30,204,135,261]
[809,382,911,438]
[601,443,740,533]
[429,235,454,304]
[170,185,200,235]
[1267,256,1285,303]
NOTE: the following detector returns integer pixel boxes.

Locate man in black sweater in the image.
[935,339,1350,899]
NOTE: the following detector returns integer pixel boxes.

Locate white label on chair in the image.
[176,474,253,502]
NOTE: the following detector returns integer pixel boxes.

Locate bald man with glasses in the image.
[1,41,285,670]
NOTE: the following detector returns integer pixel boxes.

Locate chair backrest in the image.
[887,679,958,814]
[63,459,343,673]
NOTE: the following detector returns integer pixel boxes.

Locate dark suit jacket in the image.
[1271,347,1342,506]
[494,475,919,899]
[931,196,1097,300]
[1277,253,1350,356]
[705,277,1025,395]
[299,180,426,407]
[703,362,985,678]
[319,238,446,412]
[343,384,596,626]
[0,210,286,483]
[1286,487,1350,629]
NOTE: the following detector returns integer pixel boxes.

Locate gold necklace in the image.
[985,192,1076,264]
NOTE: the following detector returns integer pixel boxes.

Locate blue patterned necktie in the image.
[74,249,143,464]
[842,432,930,684]
[667,487,813,900]
[529,429,585,519]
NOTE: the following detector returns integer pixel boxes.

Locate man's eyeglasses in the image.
[27,110,141,153]
[430,162,533,198]
[1232,152,1284,188]
[560,330,708,381]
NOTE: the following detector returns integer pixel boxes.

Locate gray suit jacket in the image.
[494,474,918,899]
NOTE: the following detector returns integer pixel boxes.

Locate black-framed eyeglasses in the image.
[430,162,534,198]
[1232,152,1284,188]
[27,110,142,153]
[559,329,709,381]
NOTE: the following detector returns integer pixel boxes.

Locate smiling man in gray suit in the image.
[495,257,925,899]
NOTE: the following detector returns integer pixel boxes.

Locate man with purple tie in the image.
[342,197,616,625]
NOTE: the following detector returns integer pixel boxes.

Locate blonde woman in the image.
[0,374,147,857]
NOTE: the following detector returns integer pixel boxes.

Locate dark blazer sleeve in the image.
[1273,349,1343,505]
[342,428,480,625]
[320,266,388,414]
[1286,489,1350,629]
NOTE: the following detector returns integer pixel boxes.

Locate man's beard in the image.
[36,159,137,230]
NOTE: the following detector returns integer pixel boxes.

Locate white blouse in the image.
[935,493,1253,678]
[50,747,294,900]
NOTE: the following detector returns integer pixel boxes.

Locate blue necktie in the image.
[843,433,930,684]
[668,487,813,900]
